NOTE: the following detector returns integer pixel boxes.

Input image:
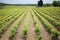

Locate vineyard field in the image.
[0,6,60,40]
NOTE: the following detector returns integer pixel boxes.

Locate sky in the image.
[0,0,54,4]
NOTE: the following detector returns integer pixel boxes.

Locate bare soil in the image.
[0,14,25,40]
[26,9,36,40]
[36,11,60,40]
[13,13,28,40]
[34,13,51,40]
[0,8,60,40]
[38,20,51,40]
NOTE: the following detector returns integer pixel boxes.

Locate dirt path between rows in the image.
[45,19,60,40]
[26,9,36,40]
[38,20,51,40]
[33,10,51,40]
[40,12,60,40]
[39,12,60,32]
[0,13,25,40]
[13,12,28,40]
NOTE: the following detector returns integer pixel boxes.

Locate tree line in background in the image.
[0,0,60,8]
[38,0,60,7]
[53,0,60,6]
[0,3,6,9]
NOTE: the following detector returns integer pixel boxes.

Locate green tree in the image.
[53,0,60,7]
[53,1,58,6]
[38,0,43,7]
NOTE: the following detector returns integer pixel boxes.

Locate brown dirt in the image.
[40,12,60,32]
[13,12,28,40]
[37,12,60,40]
[38,20,51,40]
[0,13,25,40]
[0,8,60,40]
[33,11,51,40]
[46,20,60,40]
[26,9,36,40]
[44,19,60,40]
[34,11,60,40]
